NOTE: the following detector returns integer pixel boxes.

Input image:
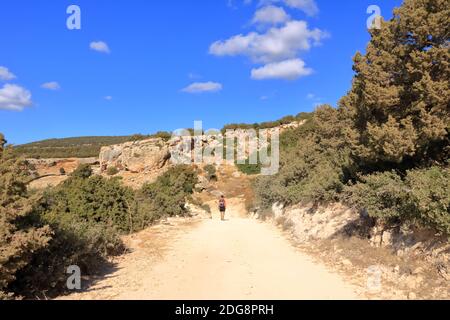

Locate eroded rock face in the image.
[98,121,305,174]
[99,138,171,173]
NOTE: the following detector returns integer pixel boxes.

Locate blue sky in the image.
[0,0,402,145]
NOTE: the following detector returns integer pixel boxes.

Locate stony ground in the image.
[58,200,362,300]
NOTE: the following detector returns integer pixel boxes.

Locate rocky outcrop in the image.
[99,121,305,174]
[266,202,359,242]
[99,138,171,173]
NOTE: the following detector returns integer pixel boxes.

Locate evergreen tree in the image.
[341,0,449,166]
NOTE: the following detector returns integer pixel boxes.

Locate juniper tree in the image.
[341,0,450,166]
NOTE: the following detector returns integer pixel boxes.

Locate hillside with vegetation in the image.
[251,0,449,236]
[13,133,173,159]
[13,113,311,160]
[0,135,198,298]
[0,0,448,301]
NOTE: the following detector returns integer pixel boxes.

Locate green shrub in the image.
[139,165,198,220]
[8,171,132,298]
[204,164,218,181]
[236,161,262,175]
[405,167,450,235]
[0,142,199,299]
[235,149,263,176]
[71,164,92,179]
[11,206,124,298]
[48,175,136,234]
[152,131,172,141]
[107,166,119,176]
[254,105,353,208]
[343,171,410,224]
[344,167,450,236]
[0,141,52,299]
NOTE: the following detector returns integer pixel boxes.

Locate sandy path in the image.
[60,202,360,300]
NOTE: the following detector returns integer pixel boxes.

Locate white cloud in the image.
[251,58,312,80]
[209,20,326,63]
[284,0,319,16]
[181,82,223,94]
[41,81,61,90]
[260,0,319,16]
[90,41,111,54]
[0,66,16,81]
[252,5,290,25]
[104,96,113,101]
[188,72,202,79]
[0,84,32,111]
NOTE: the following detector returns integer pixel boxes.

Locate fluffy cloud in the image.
[252,5,290,25]
[259,0,319,16]
[181,82,223,93]
[251,58,312,80]
[90,41,111,54]
[0,66,16,81]
[41,81,61,90]
[284,0,318,16]
[209,20,326,63]
[0,84,32,111]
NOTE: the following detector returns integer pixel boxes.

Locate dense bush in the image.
[236,160,262,176]
[15,165,197,298]
[254,105,353,208]
[344,167,450,235]
[41,174,136,234]
[204,164,218,181]
[342,171,410,224]
[71,163,93,179]
[236,113,318,176]
[0,139,52,299]
[11,207,124,298]
[106,166,119,176]
[406,167,450,235]
[1,157,199,298]
[5,165,131,298]
[138,165,198,222]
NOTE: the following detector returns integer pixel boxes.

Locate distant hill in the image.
[14,133,171,159]
[14,113,313,159]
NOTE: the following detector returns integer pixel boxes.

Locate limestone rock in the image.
[99,138,171,173]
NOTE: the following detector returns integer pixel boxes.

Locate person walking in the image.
[219,195,227,221]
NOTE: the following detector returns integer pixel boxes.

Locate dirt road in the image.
[60,200,360,300]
